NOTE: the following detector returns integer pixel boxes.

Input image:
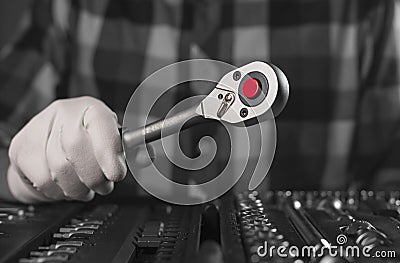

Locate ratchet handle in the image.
[122,107,206,149]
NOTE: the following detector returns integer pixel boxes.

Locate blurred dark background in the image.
[0,0,30,49]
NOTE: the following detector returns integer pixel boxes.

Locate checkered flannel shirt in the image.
[1,0,400,201]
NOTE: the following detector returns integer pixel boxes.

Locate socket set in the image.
[18,204,118,263]
[0,200,202,263]
[219,190,400,263]
[1,191,400,263]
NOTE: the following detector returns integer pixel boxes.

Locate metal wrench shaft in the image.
[122,107,208,149]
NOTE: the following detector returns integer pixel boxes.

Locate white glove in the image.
[7,97,127,203]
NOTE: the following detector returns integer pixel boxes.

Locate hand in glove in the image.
[7,97,127,203]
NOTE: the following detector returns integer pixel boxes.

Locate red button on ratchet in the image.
[242,78,260,99]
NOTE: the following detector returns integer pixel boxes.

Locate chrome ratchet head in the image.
[196,61,289,125]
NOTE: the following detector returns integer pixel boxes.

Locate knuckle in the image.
[81,96,107,111]
[49,99,66,109]
[87,104,104,119]
[88,104,114,120]
[48,100,60,108]
[49,100,70,116]
[86,100,116,119]
[80,96,98,103]
[79,95,93,101]
[62,133,85,155]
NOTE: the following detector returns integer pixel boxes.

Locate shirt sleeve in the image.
[351,0,400,190]
[0,0,69,201]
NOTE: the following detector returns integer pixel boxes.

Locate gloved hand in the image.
[7,97,127,203]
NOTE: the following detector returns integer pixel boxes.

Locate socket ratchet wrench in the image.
[122,61,289,149]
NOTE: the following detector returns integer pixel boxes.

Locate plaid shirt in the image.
[1,0,400,201]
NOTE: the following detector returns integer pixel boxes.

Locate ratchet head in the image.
[196,61,289,124]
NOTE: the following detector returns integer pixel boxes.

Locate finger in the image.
[46,122,95,201]
[9,123,65,201]
[58,116,114,196]
[83,104,127,182]
[7,164,52,203]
